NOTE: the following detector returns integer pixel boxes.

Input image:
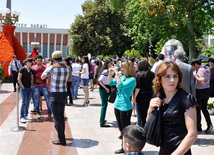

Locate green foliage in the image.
[124,48,142,59]
[108,0,214,60]
[208,97,214,110]
[202,44,214,56]
[0,64,5,81]
[98,54,114,60]
[154,38,169,55]
[68,0,132,57]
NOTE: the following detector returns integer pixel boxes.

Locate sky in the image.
[0,0,86,29]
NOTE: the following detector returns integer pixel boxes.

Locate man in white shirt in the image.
[8,55,22,92]
[151,54,164,74]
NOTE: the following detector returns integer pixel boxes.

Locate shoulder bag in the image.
[108,87,117,103]
[144,107,162,147]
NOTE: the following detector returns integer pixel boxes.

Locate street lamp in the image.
[0,8,20,25]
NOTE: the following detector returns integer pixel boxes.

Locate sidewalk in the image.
[0,83,213,155]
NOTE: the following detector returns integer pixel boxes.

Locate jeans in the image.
[71,76,80,98]
[31,87,36,110]
[196,88,212,130]
[50,92,67,143]
[20,88,32,118]
[135,103,142,126]
[34,85,51,114]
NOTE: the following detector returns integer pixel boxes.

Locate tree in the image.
[108,0,214,60]
[68,0,132,57]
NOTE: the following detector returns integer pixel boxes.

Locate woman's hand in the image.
[113,67,119,73]
[109,66,114,73]
[149,97,162,108]
[146,97,162,121]
[106,88,110,93]
[148,97,162,113]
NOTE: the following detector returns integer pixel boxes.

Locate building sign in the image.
[15,23,48,28]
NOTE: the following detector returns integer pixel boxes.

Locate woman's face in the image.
[209,61,214,68]
[108,61,113,68]
[161,67,179,92]
[134,63,138,71]
[121,67,127,75]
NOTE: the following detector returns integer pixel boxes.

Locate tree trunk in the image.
[188,15,196,62]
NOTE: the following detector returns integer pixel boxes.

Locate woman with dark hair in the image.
[147,61,198,155]
[98,58,113,127]
[208,58,214,97]
[134,60,155,127]
[64,58,73,105]
[75,56,90,106]
[108,60,136,154]
[94,60,101,86]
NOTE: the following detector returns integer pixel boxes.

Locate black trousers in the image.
[12,71,18,91]
[50,92,67,143]
[196,88,212,130]
[137,99,150,127]
[114,108,132,132]
[66,82,73,104]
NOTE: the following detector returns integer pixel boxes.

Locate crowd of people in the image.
[7,48,214,154]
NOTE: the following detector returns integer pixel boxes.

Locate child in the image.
[122,125,146,155]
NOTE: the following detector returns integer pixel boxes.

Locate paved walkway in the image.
[0,83,214,155]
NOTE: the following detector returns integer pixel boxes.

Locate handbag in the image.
[108,88,117,103]
[144,107,162,146]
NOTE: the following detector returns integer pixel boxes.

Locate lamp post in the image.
[31,42,40,48]
[0,8,20,25]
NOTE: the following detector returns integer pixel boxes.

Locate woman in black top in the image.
[134,60,155,127]
[208,58,214,97]
[147,61,198,155]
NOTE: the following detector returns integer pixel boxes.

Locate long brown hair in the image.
[121,60,135,78]
[153,61,183,98]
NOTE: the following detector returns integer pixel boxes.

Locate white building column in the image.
[47,33,50,58]
[54,33,57,51]
[20,32,23,46]
[34,32,36,41]
[60,33,63,52]
[27,32,29,54]
[41,33,43,56]
[67,35,70,56]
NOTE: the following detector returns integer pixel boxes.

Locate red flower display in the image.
[0,25,28,76]
[29,48,39,58]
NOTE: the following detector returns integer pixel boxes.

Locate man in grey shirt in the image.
[174,49,196,97]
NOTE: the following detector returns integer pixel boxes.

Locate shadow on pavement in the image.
[194,138,214,146]
[71,138,99,148]
[108,121,118,128]
[88,104,101,107]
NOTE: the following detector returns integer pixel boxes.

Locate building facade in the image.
[0,23,70,58]
[205,34,214,46]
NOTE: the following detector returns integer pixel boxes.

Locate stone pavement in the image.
[0,83,214,155]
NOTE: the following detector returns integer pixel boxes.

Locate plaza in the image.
[0,83,213,155]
